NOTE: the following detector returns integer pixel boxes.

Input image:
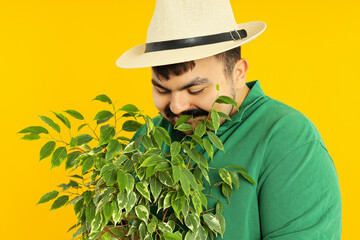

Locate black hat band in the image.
[145,29,247,53]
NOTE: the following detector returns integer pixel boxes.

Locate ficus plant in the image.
[19,85,255,240]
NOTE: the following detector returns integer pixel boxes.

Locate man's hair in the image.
[152,46,241,81]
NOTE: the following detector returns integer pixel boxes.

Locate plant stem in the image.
[112,102,118,139]
[162,208,170,222]
[85,120,99,141]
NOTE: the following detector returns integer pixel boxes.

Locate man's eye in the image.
[188,89,204,95]
[157,89,170,95]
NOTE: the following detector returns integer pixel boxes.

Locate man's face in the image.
[151,55,237,135]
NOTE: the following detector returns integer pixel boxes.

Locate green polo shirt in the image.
[132,80,342,239]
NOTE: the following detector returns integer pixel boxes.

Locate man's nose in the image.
[169,92,190,115]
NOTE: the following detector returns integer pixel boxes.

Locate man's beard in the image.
[163,84,237,136]
[164,105,209,126]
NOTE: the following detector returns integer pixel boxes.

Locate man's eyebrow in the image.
[151,77,210,91]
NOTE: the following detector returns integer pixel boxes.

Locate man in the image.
[116,0,342,239]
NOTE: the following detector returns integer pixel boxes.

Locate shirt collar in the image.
[215,80,268,135]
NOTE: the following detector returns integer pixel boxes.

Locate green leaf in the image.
[109,227,125,238]
[103,202,113,221]
[91,213,103,231]
[174,115,192,127]
[211,110,220,132]
[77,123,87,131]
[230,171,240,190]
[125,191,136,215]
[40,141,56,161]
[38,115,61,133]
[82,156,94,175]
[85,201,96,224]
[182,198,190,218]
[159,172,174,187]
[114,155,128,167]
[158,222,172,233]
[93,94,112,104]
[163,232,182,240]
[218,111,231,121]
[192,192,202,215]
[21,133,41,140]
[126,220,141,236]
[71,226,84,240]
[163,192,173,209]
[50,195,69,210]
[219,168,232,189]
[194,123,206,137]
[147,215,158,233]
[170,142,181,158]
[179,169,190,197]
[175,123,192,132]
[171,191,185,218]
[150,177,162,201]
[172,164,181,184]
[126,174,135,192]
[189,134,203,148]
[99,126,115,145]
[216,83,221,92]
[215,95,238,108]
[112,201,121,223]
[51,147,67,169]
[239,170,256,185]
[226,165,246,171]
[203,213,222,234]
[64,110,84,120]
[83,191,93,205]
[69,137,77,148]
[203,138,214,161]
[122,120,143,132]
[135,205,149,223]
[94,110,113,123]
[221,183,232,198]
[216,213,226,237]
[101,232,112,240]
[185,214,200,232]
[65,151,81,170]
[106,139,122,161]
[216,202,223,215]
[205,120,215,131]
[75,134,93,145]
[182,167,202,192]
[136,182,151,201]
[206,131,224,151]
[37,190,59,204]
[100,164,117,186]
[139,222,147,239]
[117,191,128,210]
[116,169,127,194]
[140,155,166,168]
[155,126,171,145]
[18,126,48,134]
[118,104,138,113]
[145,116,155,133]
[51,111,71,129]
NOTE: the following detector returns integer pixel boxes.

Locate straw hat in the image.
[116,0,266,69]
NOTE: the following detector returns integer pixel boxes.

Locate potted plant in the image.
[19,86,255,240]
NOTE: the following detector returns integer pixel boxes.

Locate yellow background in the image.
[1,0,358,239]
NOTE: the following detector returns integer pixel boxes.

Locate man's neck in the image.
[230,83,251,117]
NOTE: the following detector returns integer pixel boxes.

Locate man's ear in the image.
[233,58,249,89]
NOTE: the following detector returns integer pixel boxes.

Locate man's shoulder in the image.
[256,98,329,158]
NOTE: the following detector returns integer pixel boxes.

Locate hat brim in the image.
[116,21,266,69]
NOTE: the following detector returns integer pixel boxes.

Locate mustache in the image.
[164,105,209,119]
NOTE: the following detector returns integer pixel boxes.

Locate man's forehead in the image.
[151,76,211,91]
